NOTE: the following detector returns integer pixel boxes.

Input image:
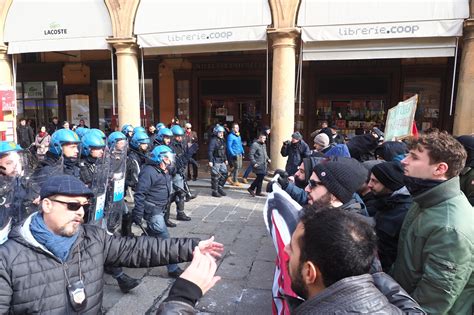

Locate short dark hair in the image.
[299,206,377,287]
[406,131,467,178]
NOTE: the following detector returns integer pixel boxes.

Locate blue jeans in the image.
[243,164,253,179]
[147,214,179,273]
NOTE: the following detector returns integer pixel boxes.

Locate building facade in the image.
[0,0,472,169]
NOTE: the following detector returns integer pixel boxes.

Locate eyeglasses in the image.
[50,199,91,211]
[308,179,324,189]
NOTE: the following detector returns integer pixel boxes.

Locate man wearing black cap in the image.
[368,162,412,271]
[280,131,311,176]
[304,157,369,216]
[0,174,223,314]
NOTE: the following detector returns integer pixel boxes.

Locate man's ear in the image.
[41,199,52,214]
[303,261,319,285]
[434,162,449,177]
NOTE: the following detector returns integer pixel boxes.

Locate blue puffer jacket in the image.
[226,132,244,158]
[132,163,171,221]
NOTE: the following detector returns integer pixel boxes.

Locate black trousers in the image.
[187,153,198,179]
[249,174,265,194]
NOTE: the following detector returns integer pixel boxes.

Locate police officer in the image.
[169,125,191,222]
[155,127,173,147]
[79,131,106,188]
[121,124,134,141]
[131,145,184,278]
[208,125,229,197]
[34,129,81,179]
[125,131,150,193]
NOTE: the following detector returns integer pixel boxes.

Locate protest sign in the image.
[384,95,418,141]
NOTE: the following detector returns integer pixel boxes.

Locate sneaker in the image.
[233,181,241,187]
[241,178,249,184]
[117,274,141,293]
[247,187,255,197]
[227,178,234,185]
[168,267,184,278]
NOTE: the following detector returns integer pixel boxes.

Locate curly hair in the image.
[406,130,467,178]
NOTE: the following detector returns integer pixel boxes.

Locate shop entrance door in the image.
[200,97,262,147]
[65,94,91,128]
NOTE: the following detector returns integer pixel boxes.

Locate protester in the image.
[16,118,34,149]
[47,116,61,135]
[242,125,271,184]
[286,207,424,314]
[367,161,412,271]
[0,174,223,313]
[227,123,245,186]
[78,119,88,129]
[392,131,473,314]
[208,125,229,198]
[280,131,311,176]
[457,134,474,206]
[34,126,51,160]
[374,141,408,162]
[347,127,383,161]
[312,133,331,154]
[329,125,345,144]
[148,124,156,137]
[247,133,270,197]
[62,121,70,130]
[359,160,383,216]
[184,122,199,181]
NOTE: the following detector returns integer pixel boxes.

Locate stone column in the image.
[268,28,300,170]
[0,45,12,86]
[109,39,141,127]
[454,20,474,135]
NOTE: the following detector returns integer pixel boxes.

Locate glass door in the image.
[66,94,90,128]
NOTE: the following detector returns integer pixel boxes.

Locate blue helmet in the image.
[49,129,81,156]
[155,122,165,131]
[88,128,106,141]
[133,126,146,135]
[213,124,225,135]
[75,127,89,139]
[130,131,150,149]
[170,125,184,136]
[150,145,174,163]
[107,131,127,149]
[0,141,22,156]
[121,124,134,135]
[81,132,106,156]
[157,127,173,142]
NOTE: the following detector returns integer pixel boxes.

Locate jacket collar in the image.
[413,176,461,209]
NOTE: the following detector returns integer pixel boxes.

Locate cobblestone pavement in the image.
[103,182,275,314]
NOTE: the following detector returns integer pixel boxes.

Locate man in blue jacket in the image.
[132,145,183,278]
[227,123,245,186]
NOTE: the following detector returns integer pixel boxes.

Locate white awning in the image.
[4,0,113,54]
[135,0,271,55]
[298,0,469,60]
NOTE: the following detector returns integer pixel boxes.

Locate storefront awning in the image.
[4,0,113,54]
[298,0,469,60]
[135,0,271,55]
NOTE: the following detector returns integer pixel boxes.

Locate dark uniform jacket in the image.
[126,148,146,191]
[0,213,199,314]
[208,136,227,164]
[34,151,81,181]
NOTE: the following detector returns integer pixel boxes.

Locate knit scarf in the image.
[39,131,47,138]
[30,213,79,262]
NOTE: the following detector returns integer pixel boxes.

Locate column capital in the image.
[463,19,474,41]
[267,28,301,49]
[107,37,138,55]
[0,44,8,55]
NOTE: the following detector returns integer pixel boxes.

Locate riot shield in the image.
[87,152,110,226]
[104,142,128,232]
[0,176,14,244]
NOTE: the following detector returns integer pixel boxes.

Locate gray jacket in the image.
[0,213,199,314]
[249,141,270,175]
[293,273,425,314]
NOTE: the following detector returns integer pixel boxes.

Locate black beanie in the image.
[313,157,368,204]
[371,161,404,192]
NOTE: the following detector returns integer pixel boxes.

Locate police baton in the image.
[135,222,148,236]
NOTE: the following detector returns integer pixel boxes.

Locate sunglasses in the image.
[50,199,91,211]
[308,179,324,189]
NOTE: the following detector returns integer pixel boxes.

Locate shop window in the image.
[176,79,190,124]
[319,76,388,95]
[201,79,261,95]
[403,77,441,131]
[97,79,154,132]
[16,81,59,133]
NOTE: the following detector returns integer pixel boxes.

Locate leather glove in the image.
[132,215,143,226]
[283,140,290,146]
[266,181,274,193]
[276,170,290,190]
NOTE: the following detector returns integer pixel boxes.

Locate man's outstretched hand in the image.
[198,236,224,259]
[180,247,221,295]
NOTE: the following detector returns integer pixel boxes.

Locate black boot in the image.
[117,273,141,293]
[121,213,134,237]
[217,186,227,196]
[218,173,228,196]
[176,198,191,221]
[211,174,221,197]
[164,204,176,228]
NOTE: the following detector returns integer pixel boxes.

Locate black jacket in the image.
[47,122,60,136]
[373,187,412,271]
[0,214,199,314]
[126,148,147,191]
[16,125,34,149]
[132,163,171,221]
[293,273,425,314]
[347,134,379,162]
[280,140,311,176]
[208,136,227,164]
[34,152,81,180]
